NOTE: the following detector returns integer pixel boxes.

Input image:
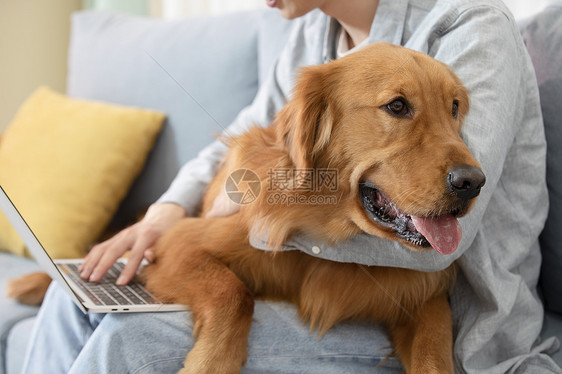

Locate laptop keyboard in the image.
[60,262,158,306]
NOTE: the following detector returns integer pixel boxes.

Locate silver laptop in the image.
[0,186,187,313]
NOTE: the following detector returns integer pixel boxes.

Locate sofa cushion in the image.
[0,87,164,259]
[67,10,263,224]
[0,253,40,374]
[5,317,35,374]
[521,4,562,313]
[541,311,562,367]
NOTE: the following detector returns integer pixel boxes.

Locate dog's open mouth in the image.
[359,182,462,255]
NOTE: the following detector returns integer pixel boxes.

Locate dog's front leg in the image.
[389,293,454,374]
[143,218,254,374]
[178,255,254,374]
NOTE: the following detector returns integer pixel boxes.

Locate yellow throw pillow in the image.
[0,87,165,258]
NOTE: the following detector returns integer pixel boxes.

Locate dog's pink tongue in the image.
[411,215,461,255]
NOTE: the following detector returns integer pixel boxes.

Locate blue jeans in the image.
[22,283,404,373]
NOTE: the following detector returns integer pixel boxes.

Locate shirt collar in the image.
[322,16,340,62]
[322,0,410,60]
[369,0,409,44]
[337,28,372,59]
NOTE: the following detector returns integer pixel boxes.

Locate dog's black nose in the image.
[447,165,486,200]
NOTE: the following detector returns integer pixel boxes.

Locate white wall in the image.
[0,0,83,133]
[156,0,265,18]
[502,0,558,19]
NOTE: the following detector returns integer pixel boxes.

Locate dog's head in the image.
[275,42,485,254]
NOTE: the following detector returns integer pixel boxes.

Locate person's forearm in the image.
[157,139,228,216]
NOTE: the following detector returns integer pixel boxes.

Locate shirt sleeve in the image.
[253,5,539,273]
[156,32,297,216]
[156,104,265,217]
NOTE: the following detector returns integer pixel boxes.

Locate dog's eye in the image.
[386,99,409,117]
[452,100,459,119]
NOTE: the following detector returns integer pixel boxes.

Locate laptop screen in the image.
[0,185,87,312]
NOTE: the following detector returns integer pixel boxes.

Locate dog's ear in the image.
[276,65,335,170]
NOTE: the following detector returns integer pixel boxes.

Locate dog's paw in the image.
[179,342,245,374]
[177,364,241,374]
[6,272,52,305]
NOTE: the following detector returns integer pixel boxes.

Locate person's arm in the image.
[155,89,287,217]
[155,17,308,216]
[80,19,304,284]
[251,5,533,272]
[80,80,287,284]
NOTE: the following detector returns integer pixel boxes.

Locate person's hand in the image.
[79,203,186,285]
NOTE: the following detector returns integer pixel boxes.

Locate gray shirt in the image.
[158,0,561,372]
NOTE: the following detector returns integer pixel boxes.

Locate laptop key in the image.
[60,265,103,305]
[61,261,161,306]
[129,283,157,304]
[121,287,145,304]
[90,287,118,305]
[108,285,131,305]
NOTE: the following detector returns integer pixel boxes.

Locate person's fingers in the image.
[144,248,155,263]
[79,203,185,283]
[79,228,130,277]
[87,229,135,282]
[116,230,158,285]
[79,245,105,279]
[116,252,144,286]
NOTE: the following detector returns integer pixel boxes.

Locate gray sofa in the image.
[1,6,561,374]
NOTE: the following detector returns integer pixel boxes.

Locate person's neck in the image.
[321,0,379,48]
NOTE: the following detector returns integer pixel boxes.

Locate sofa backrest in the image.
[68,7,562,314]
[67,9,292,225]
[521,4,562,314]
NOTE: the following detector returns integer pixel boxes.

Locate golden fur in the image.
[6,272,52,306]
[142,42,482,374]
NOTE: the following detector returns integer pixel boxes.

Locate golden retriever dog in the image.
[142,42,486,374]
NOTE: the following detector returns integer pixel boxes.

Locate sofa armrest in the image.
[0,253,40,374]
